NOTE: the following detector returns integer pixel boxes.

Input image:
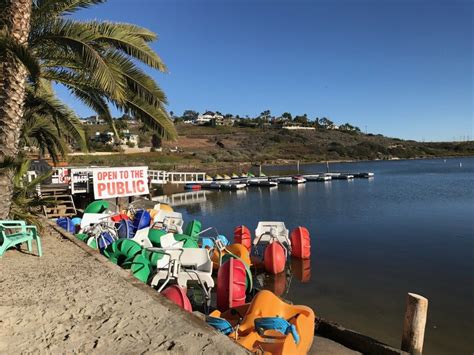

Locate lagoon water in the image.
[174,157,473,354]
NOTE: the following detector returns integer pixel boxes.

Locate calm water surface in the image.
[174,157,473,354]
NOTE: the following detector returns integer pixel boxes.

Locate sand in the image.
[0,227,246,354]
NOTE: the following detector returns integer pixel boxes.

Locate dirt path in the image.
[0,227,246,354]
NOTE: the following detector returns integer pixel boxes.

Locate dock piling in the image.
[401,293,428,355]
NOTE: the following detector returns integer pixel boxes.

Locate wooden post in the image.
[297,160,300,174]
[401,293,428,355]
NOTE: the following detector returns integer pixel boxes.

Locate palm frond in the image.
[24,83,88,153]
[120,95,177,140]
[83,21,166,71]
[104,50,167,106]
[33,0,105,19]
[33,19,127,101]
[21,113,69,162]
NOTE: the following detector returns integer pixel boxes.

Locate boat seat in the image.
[152,210,184,234]
[254,222,291,253]
[80,212,113,231]
[149,247,214,297]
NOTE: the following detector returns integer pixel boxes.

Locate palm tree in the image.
[0,0,176,218]
[0,0,34,219]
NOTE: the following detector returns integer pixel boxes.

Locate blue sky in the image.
[59,0,473,141]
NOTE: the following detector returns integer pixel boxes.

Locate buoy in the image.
[264,242,286,274]
[217,258,247,312]
[161,285,193,312]
[234,225,252,251]
[290,226,311,259]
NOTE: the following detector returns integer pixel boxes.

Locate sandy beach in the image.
[0,226,247,354]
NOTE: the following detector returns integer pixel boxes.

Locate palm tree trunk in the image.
[0,0,33,219]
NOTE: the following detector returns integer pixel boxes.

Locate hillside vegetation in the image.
[70,124,474,171]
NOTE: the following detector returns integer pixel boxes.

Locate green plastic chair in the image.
[0,220,42,257]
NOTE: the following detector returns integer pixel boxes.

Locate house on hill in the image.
[195,111,223,125]
[80,115,105,125]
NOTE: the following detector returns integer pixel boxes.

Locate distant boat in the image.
[248,179,278,187]
[222,174,231,180]
[231,173,240,179]
[206,182,247,190]
[278,175,306,184]
[331,174,354,180]
[184,184,202,191]
[292,175,307,184]
[214,174,224,181]
[305,175,331,182]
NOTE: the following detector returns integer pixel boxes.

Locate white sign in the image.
[92,167,149,199]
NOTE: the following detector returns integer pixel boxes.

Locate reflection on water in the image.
[174,158,474,354]
[291,258,311,283]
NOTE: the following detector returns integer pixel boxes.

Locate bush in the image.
[138,133,150,148]
[126,141,135,148]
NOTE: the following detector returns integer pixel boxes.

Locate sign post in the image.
[92,167,149,200]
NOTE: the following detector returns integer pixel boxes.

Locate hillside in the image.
[70,124,474,171]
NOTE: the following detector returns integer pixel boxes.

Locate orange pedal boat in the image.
[207,290,315,354]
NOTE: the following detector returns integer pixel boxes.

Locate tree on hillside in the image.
[319,117,334,128]
[151,133,162,148]
[282,112,293,121]
[115,118,129,131]
[0,0,174,219]
[294,113,309,125]
[182,110,199,121]
[339,123,361,132]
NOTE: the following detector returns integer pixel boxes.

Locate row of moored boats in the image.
[186,172,374,190]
